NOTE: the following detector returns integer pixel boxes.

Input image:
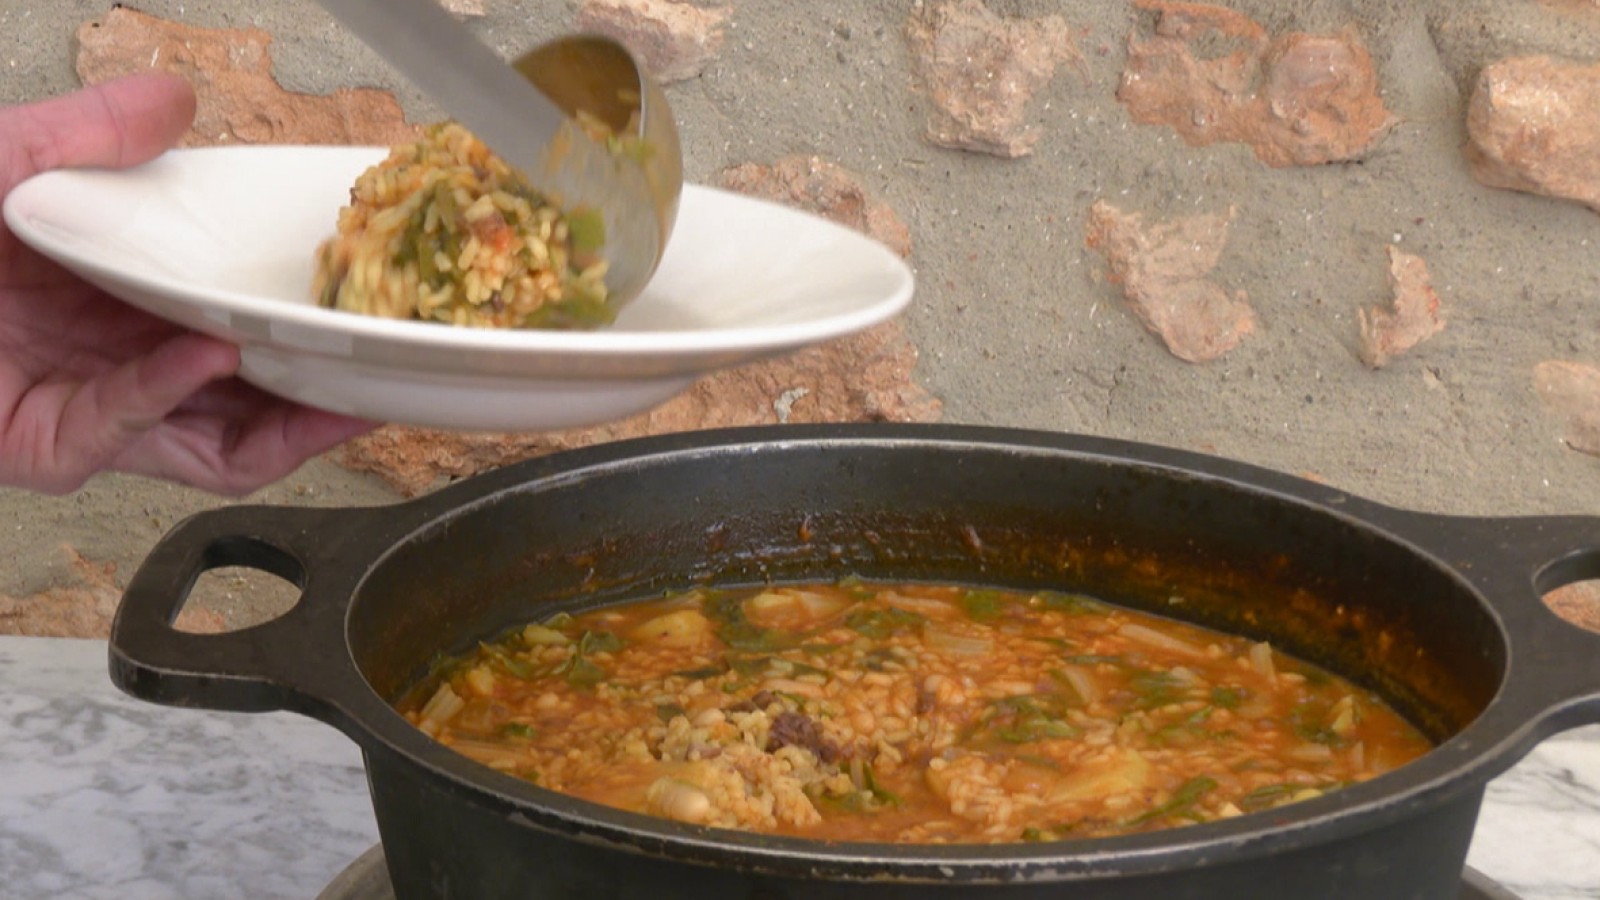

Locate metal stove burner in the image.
[316,845,1526,900]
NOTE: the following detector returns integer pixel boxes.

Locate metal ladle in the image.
[314,0,682,310]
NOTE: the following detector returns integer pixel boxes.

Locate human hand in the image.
[0,74,376,496]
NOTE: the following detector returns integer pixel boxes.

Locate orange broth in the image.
[399,581,1431,843]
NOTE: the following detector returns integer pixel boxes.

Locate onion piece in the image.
[879,591,956,615]
[1288,743,1335,763]
[447,737,528,769]
[1248,641,1277,683]
[420,683,467,727]
[1117,622,1205,657]
[921,624,994,656]
[1052,664,1101,704]
[746,588,848,629]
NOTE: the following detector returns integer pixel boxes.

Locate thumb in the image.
[7,74,196,183]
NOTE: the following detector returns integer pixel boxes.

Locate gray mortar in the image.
[1,0,1597,625]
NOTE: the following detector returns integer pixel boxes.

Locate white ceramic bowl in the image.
[4,146,914,431]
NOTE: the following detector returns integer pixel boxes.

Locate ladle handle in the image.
[314,0,565,174]
[108,504,387,730]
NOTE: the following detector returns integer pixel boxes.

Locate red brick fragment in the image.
[438,0,486,16]
[905,0,1082,158]
[1540,0,1600,17]
[1545,580,1600,633]
[1466,56,1600,214]
[577,0,730,83]
[1358,246,1446,369]
[1084,201,1254,363]
[75,7,417,148]
[1534,361,1600,456]
[0,548,223,638]
[718,156,913,258]
[1117,1,1394,167]
[339,323,941,496]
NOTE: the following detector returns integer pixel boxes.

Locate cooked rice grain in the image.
[312,122,611,329]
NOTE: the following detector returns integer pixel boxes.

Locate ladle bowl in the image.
[516,34,683,308]
[315,0,683,312]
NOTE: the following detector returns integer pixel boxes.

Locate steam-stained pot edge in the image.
[311,843,1533,900]
[109,424,1600,900]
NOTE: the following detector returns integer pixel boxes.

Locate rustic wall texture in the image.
[1,0,1597,634]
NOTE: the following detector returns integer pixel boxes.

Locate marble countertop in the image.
[3,636,1597,900]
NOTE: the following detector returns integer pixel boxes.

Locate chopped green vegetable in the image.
[959,589,1008,622]
[997,718,1081,743]
[743,656,821,680]
[1015,754,1061,770]
[1210,686,1247,709]
[728,655,772,676]
[557,656,607,689]
[656,703,687,722]
[1128,669,1184,710]
[1289,702,1346,746]
[1151,707,1224,748]
[565,208,606,254]
[983,695,1081,743]
[860,762,902,807]
[835,575,877,600]
[782,659,832,679]
[1035,591,1110,615]
[725,655,830,679]
[703,592,797,652]
[798,642,844,656]
[859,647,901,671]
[1125,775,1218,826]
[771,690,809,709]
[1239,783,1296,811]
[578,630,625,656]
[1063,654,1123,666]
[1020,823,1074,841]
[520,282,614,329]
[479,642,537,679]
[500,722,537,739]
[844,606,926,639]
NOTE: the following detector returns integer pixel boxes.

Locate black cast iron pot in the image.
[109,425,1600,900]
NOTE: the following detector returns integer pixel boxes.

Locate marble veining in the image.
[1468,735,1600,900]
[0,637,378,900]
[1,635,1596,900]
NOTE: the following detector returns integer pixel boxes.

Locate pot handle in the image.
[1408,512,1600,735]
[109,503,384,728]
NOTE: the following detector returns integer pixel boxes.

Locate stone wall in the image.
[2,0,1597,634]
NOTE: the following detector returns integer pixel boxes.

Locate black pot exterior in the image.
[109,424,1600,900]
[364,740,1484,900]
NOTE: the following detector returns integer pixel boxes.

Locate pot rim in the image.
[112,423,1600,882]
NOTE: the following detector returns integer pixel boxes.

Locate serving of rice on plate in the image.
[312,121,612,329]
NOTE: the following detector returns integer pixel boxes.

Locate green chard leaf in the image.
[703,592,797,652]
[565,208,606,254]
[1126,775,1218,826]
[1035,591,1111,615]
[578,629,625,656]
[844,606,926,639]
[959,589,1008,622]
